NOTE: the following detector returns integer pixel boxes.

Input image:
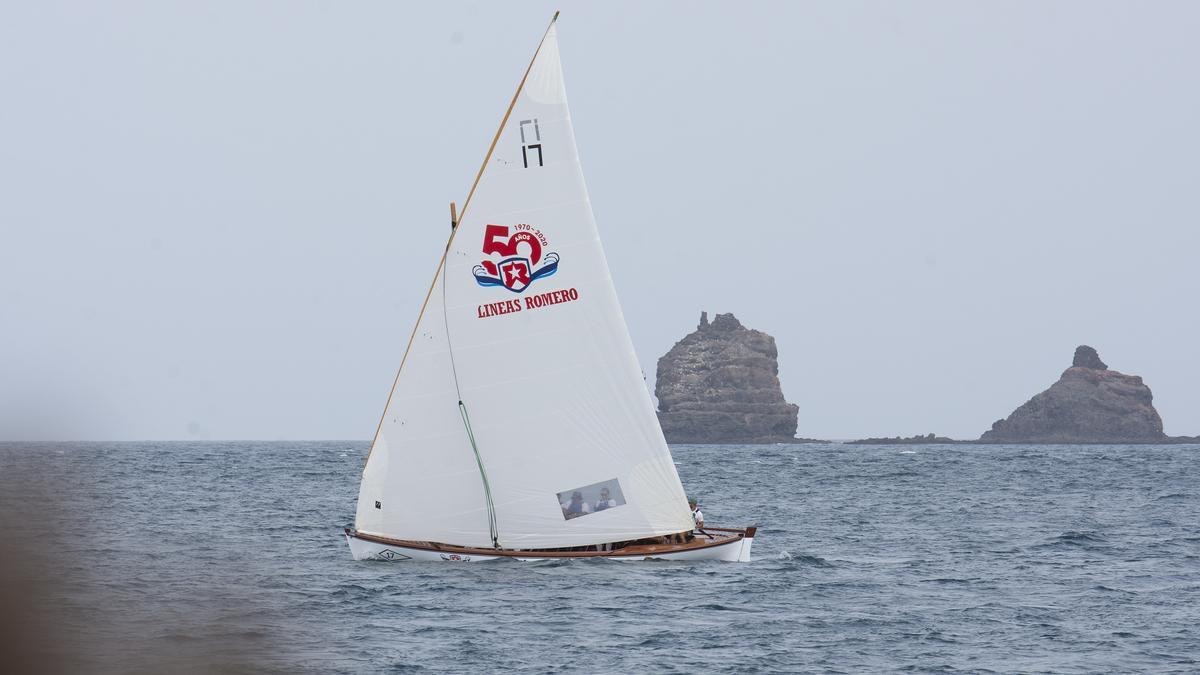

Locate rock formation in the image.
[849,433,961,445]
[1071,345,1107,370]
[980,346,1166,444]
[655,312,800,443]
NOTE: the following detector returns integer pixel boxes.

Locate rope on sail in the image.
[458,401,500,548]
[443,258,501,549]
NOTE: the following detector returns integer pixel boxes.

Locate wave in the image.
[1032,530,1112,551]
[1153,492,1190,501]
[1054,530,1108,543]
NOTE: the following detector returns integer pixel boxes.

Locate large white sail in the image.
[356,22,692,549]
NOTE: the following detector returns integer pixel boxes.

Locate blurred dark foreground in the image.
[0,443,280,674]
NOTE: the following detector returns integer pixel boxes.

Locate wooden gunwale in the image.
[346,527,751,558]
[700,525,758,537]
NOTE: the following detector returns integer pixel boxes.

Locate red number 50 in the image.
[482,224,542,265]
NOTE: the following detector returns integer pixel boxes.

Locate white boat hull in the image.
[345,529,753,563]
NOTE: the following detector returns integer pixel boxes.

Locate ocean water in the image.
[2,442,1198,673]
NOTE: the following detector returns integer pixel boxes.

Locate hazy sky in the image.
[3,2,1197,441]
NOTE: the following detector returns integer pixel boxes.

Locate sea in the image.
[1,441,1198,673]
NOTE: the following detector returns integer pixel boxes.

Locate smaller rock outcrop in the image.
[848,433,961,445]
[656,312,799,443]
[980,346,1165,444]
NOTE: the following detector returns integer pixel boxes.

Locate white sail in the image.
[356,22,692,549]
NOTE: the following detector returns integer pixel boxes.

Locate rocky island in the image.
[850,345,1198,445]
[980,345,1180,444]
[848,433,962,445]
[655,312,802,444]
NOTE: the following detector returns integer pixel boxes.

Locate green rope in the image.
[441,247,500,549]
[459,401,499,548]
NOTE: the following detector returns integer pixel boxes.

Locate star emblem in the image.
[503,261,531,288]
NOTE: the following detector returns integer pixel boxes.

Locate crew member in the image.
[689,498,704,529]
[561,491,591,519]
[594,487,617,512]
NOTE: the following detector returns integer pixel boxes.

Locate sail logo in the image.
[472,223,559,293]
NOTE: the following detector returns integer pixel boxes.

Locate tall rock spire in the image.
[656,313,799,443]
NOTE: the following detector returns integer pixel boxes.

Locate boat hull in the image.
[345,527,754,563]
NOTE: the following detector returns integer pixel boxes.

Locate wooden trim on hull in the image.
[345,526,754,560]
[701,526,758,538]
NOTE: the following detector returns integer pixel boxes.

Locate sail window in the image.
[557,479,626,520]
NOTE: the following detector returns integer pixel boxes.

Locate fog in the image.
[2,1,1197,440]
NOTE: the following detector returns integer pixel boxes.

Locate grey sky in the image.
[2,2,1197,441]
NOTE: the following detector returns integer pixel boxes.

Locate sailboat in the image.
[345,13,756,562]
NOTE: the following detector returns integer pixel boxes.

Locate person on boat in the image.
[561,491,591,519]
[689,498,704,530]
[658,498,705,545]
[593,487,617,512]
